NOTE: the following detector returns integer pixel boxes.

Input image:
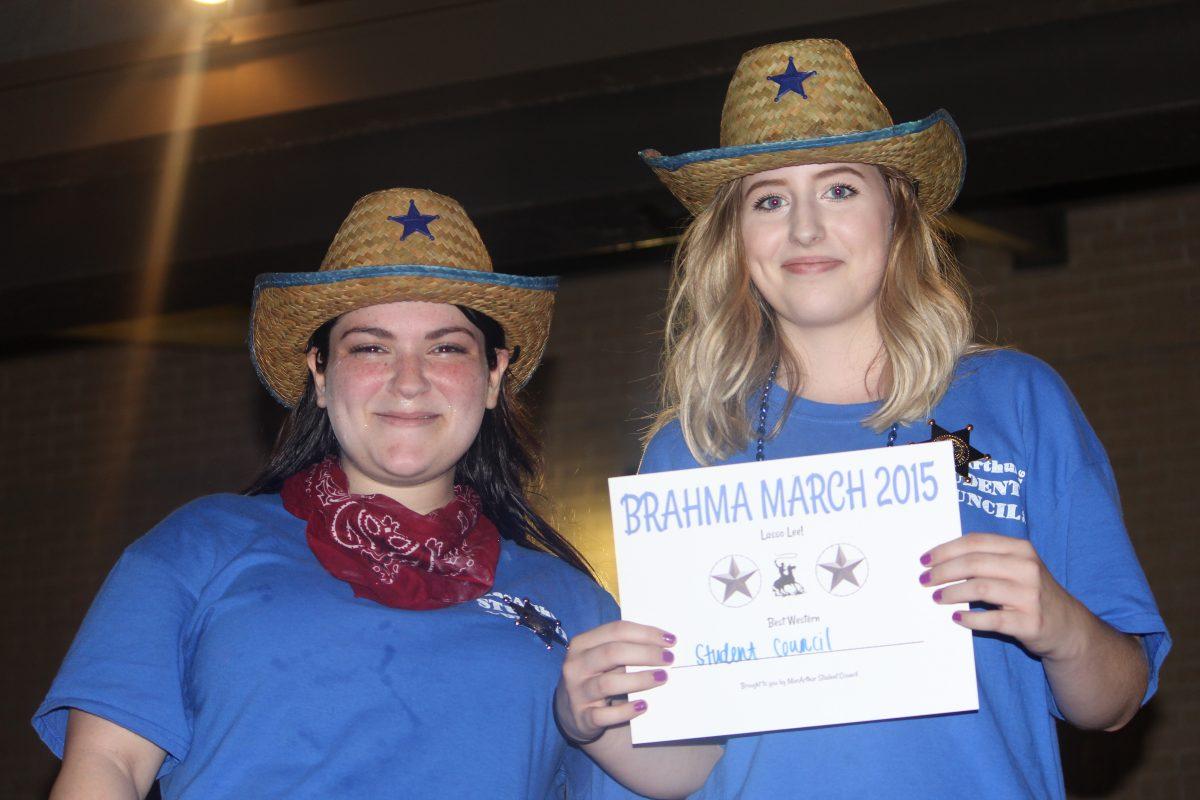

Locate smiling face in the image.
[739,162,893,344]
[307,301,508,510]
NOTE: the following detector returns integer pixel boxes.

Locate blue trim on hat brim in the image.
[254,263,558,294]
[640,109,961,172]
[246,322,290,408]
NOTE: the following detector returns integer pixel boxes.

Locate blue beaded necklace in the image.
[755,362,898,461]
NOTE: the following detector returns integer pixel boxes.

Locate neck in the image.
[778,317,885,404]
[340,459,455,514]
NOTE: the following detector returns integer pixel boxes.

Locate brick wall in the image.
[961,186,1199,798]
[4,182,1196,797]
[532,261,672,596]
[2,344,275,797]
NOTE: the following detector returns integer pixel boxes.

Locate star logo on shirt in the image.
[502,595,568,651]
[387,199,440,241]
[816,544,868,596]
[926,419,990,483]
[767,57,817,102]
[709,555,761,607]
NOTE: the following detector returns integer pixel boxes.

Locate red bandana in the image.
[281,457,500,610]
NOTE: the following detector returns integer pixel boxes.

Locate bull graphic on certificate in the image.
[609,441,978,744]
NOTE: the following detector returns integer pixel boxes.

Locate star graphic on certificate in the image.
[817,545,867,596]
[709,556,760,606]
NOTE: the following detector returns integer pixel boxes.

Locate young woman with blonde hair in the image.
[557,38,1170,798]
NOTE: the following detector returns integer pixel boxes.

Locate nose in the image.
[387,353,431,399]
[789,196,824,246]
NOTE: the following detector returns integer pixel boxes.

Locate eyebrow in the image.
[339,325,478,342]
[338,326,394,340]
[425,326,478,341]
[812,165,868,181]
[743,166,869,197]
[743,177,787,196]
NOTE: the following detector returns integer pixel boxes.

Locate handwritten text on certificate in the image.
[610,441,978,744]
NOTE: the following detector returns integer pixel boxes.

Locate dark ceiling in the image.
[2,0,1197,343]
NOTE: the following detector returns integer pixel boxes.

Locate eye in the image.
[823,183,859,201]
[752,194,788,211]
[348,343,387,355]
[431,343,469,355]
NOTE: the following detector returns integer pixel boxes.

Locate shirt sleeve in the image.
[31,504,214,778]
[1019,359,1171,716]
[1045,457,1171,713]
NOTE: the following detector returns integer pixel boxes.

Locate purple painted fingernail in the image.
[920,552,932,566]
[662,649,675,664]
[662,632,677,645]
[932,589,943,602]
[652,669,668,682]
[633,700,648,712]
[952,611,963,622]
[919,571,931,585]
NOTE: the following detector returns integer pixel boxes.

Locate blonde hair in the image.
[648,168,978,464]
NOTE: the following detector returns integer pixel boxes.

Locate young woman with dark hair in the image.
[243,306,592,577]
[34,188,646,799]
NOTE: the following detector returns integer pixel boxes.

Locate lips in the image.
[781,257,843,275]
[375,411,440,426]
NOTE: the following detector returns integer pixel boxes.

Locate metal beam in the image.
[0,0,1195,339]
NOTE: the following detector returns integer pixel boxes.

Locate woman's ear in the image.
[306,349,328,409]
[485,349,511,410]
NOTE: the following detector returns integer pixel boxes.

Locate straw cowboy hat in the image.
[250,188,556,407]
[640,38,965,215]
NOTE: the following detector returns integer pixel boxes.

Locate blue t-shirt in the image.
[34,492,642,799]
[639,351,1169,800]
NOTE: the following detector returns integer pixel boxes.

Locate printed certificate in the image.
[609,441,978,744]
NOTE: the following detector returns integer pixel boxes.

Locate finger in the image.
[921,532,1030,568]
[920,551,1040,589]
[586,667,669,702]
[561,641,669,702]
[576,641,675,677]
[586,698,650,730]
[932,577,1031,609]
[950,608,1022,637]
[568,619,676,653]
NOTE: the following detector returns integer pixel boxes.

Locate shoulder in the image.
[127,493,290,577]
[140,493,285,543]
[954,349,1081,416]
[501,542,603,595]
[955,349,1106,468]
[956,348,1069,392]
[162,492,284,524]
[640,419,703,474]
[499,542,618,625]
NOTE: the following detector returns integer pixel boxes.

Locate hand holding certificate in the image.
[609,441,978,744]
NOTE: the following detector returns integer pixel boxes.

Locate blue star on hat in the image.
[767,57,816,102]
[387,200,440,241]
